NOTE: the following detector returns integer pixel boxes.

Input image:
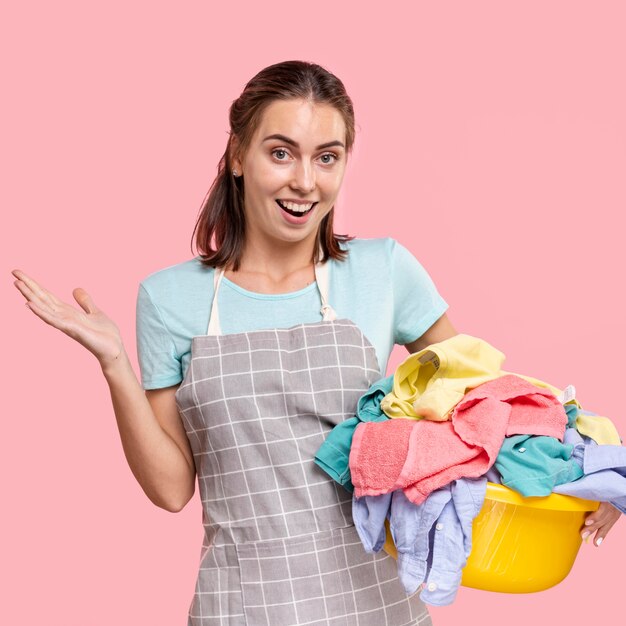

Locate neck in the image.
[236,236,319,280]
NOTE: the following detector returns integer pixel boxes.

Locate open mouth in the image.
[276,200,317,217]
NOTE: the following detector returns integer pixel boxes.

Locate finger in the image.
[581,513,609,534]
[582,523,604,542]
[14,279,56,314]
[24,298,69,331]
[12,269,60,307]
[581,504,621,542]
[580,515,606,541]
[583,512,610,528]
[592,518,619,547]
[12,269,49,299]
[73,287,99,315]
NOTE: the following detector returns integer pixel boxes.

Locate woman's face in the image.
[233,98,348,252]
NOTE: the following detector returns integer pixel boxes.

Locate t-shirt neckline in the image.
[221,275,319,301]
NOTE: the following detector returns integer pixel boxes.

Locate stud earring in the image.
[232,169,239,177]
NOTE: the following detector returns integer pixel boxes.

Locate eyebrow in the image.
[262,133,345,150]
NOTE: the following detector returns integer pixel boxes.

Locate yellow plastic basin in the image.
[383,482,599,593]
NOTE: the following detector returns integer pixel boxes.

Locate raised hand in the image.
[12,269,125,370]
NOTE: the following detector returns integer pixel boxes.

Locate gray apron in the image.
[175,261,432,626]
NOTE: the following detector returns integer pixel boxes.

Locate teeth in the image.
[280,201,314,213]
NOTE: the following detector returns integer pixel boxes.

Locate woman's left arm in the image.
[403,314,622,545]
[403,312,457,354]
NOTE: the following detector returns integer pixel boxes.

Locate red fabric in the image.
[349,374,567,504]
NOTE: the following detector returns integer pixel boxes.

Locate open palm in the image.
[12,269,124,367]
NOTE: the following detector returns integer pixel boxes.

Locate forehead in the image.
[254,99,346,146]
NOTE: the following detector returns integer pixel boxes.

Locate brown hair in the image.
[191,60,355,270]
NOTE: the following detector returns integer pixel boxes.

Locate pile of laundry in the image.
[314,334,625,606]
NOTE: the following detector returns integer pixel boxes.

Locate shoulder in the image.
[340,236,395,254]
[339,236,414,258]
[336,237,420,277]
[137,257,214,326]
[336,236,398,268]
[139,257,213,300]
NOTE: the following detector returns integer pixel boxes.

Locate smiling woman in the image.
[12,61,457,626]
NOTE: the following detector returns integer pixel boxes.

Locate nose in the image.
[290,159,316,194]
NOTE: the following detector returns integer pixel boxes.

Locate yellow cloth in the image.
[381,334,506,421]
[576,413,622,445]
[381,333,620,445]
[381,334,565,422]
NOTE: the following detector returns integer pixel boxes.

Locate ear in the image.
[229,134,243,175]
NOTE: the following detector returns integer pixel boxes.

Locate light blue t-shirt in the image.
[136,237,448,389]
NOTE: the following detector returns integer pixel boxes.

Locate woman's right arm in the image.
[12,270,196,513]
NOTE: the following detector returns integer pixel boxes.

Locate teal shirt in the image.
[136,237,448,389]
[495,434,584,497]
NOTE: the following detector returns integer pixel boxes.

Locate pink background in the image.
[2,1,625,624]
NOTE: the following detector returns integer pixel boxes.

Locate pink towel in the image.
[350,375,567,504]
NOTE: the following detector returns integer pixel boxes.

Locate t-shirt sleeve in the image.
[390,239,449,345]
[136,283,183,389]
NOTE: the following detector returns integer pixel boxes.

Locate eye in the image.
[319,152,338,165]
[272,148,290,161]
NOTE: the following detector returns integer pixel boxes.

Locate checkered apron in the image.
[175,263,432,626]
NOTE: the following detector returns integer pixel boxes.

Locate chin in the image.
[272,228,319,246]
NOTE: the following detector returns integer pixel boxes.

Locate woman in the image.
[12,60,619,625]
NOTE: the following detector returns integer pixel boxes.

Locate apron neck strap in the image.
[207,267,226,336]
[206,256,336,336]
[313,259,336,323]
